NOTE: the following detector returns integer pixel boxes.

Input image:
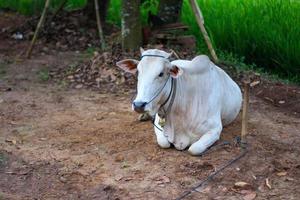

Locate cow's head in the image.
[116,48,183,115]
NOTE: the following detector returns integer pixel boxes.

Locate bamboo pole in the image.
[241,81,250,146]
[49,0,68,22]
[188,0,219,63]
[26,0,51,58]
[94,0,105,50]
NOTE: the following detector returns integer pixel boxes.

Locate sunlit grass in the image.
[181,0,300,82]
[0,0,86,14]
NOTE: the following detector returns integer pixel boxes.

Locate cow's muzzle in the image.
[133,101,147,113]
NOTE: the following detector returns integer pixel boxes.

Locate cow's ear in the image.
[116,59,139,74]
[169,65,183,78]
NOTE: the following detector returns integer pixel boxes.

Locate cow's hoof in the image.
[157,136,171,148]
[188,143,206,156]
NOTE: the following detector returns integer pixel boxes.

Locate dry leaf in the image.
[9,121,18,125]
[156,175,171,184]
[234,181,249,188]
[265,178,272,189]
[264,97,274,103]
[285,177,294,181]
[276,171,287,176]
[161,175,170,183]
[114,154,124,162]
[117,176,134,181]
[250,81,260,87]
[243,192,257,200]
[195,185,211,193]
[5,139,17,145]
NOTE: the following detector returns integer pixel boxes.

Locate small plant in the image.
[58,80,68,89]
[37,68,49,81]
[66,63,78,74]
[85,47,98,56]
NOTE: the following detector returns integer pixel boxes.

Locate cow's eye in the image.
[158,72,164,77]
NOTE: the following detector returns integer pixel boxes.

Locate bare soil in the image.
[1,12,300,200]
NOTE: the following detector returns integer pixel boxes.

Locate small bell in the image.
[158,117,166,127]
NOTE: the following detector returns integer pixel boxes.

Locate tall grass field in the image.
[1,0,299,82]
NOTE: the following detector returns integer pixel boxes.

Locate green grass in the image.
[181,0,300,83]
[107,0,158,25]
[0,0,299,83]
[0,0,86,15]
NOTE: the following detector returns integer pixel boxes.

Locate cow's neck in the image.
[158,77,177,119]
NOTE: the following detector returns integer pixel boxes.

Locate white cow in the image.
[117,49,242,155]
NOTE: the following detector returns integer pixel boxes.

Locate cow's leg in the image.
[188,124,222,156]
[154,114,171,148]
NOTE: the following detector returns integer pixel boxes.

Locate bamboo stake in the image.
[49,0,68,22]
[26,0,51,58]
[241,81,250,146]
[188,0,219,63]
[94,0,105,50]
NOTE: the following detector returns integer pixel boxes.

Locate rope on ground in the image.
[175,145,248,200]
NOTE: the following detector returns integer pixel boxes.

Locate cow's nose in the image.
[133,101,147,113]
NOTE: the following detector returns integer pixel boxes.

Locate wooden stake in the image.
[26,0,51,58]
[241,81,250,146]
[94,0,105,50]
[188,0,219,63]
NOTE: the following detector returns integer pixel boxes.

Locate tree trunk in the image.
[121,0,142,50]
[84,0,110,24]
[157,0,183,23]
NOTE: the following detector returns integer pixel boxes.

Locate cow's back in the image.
[169,56,242,141]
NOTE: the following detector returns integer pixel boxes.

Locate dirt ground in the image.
[1,12,300,200]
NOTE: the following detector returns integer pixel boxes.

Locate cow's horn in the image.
[169,49,180,59]
[140,47,145,54]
